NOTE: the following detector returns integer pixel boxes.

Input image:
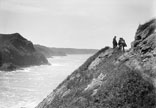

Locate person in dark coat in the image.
[113,36,117,48]
[118,37,127,52]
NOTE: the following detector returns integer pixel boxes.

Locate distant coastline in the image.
[0,33,98,71]
[34,44,98,58]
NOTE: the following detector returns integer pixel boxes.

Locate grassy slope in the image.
[37,47,156,108]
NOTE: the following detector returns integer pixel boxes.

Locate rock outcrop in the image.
[36,19,156,108]
[0,33,49,71]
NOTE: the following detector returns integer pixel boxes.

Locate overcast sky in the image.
[0,0,155,49]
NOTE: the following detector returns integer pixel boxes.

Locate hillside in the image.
[0,33,49,71]
[34,45,66,58]
[36,19,156,108]
[34,45,98,58]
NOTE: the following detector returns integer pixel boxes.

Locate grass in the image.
[92,66,156,108]
[37,47,156,108]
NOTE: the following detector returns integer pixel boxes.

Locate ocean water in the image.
[0,54,91,108]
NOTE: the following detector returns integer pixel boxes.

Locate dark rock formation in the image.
[0,33,49,71]
[132,19,156,53]
[36,19,156,108]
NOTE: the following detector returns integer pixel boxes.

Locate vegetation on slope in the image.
[36,19,156,108]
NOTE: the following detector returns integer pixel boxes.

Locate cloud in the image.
[153,0,156,17]
[0,0,46,13]
[0,0,154,48]
[1,0,153,18]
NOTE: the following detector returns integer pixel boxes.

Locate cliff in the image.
[0,33,49,71]
[36,19,156,108]
[34,45,98,58]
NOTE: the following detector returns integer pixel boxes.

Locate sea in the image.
[0,54,91,108]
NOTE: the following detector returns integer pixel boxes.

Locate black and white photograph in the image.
[0,0,156,108]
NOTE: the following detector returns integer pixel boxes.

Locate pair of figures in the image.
[113,36,127,51]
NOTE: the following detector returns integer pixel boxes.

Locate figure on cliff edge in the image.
[118,37,127,52]
[113,36,117,49]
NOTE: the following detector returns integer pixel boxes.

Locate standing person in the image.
[118,38,127,52]
[113,36,117,49]
[118,38,122,50]
[121,38,127,52]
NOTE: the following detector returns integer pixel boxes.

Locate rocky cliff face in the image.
[36,19,156,108]
[0,33,49,71]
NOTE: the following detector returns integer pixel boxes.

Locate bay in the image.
[0,54,91,108]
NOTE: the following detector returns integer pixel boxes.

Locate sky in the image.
[0,0,155,49]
